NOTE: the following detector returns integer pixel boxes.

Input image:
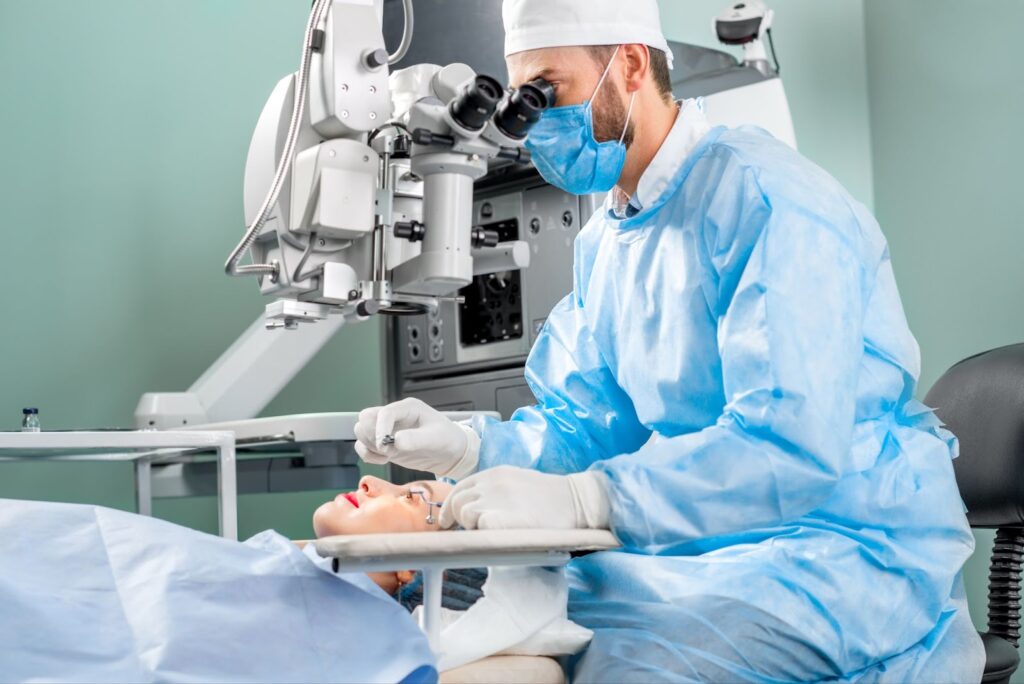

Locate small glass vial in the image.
[21,408,40,433]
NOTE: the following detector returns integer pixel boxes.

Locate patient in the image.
[0,486,442,683]
[311,476,460,599]
[313,476,453,536]
[0,478,584,682]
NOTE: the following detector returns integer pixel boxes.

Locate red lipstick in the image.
[343,492,360,508]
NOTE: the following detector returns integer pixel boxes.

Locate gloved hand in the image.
[353,398,480,479]
[438,465,611,530]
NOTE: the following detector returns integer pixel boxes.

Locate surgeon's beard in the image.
[592,88,635,149]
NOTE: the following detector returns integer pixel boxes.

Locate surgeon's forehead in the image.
[507,47,587,88]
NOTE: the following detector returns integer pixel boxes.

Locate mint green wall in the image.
[0,1,385,538]
[659,0,875,208]
[865,0,1024,669]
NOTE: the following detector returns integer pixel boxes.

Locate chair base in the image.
[981,632,1020,684]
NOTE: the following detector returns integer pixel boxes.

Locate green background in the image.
[1,0,1021,668]
[863,1,1024,669]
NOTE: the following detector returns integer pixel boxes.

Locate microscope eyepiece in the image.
[449,75,504,132]
[494,78,555,140]
[525,78,556,107]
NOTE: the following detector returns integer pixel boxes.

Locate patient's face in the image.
[313,475,453,537]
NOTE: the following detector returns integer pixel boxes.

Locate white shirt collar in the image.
[610,98,713,219]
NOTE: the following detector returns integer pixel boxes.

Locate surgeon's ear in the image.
[396,570,416,585]
[620,43,650,93]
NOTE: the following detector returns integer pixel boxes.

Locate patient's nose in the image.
[358,475,393,497]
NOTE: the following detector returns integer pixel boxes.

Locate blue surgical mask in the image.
[525,46,636,195]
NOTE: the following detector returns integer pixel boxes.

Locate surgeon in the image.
[356,0,986,680]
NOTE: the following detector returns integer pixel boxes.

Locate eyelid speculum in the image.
[408,488,444,525]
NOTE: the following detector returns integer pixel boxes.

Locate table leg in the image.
[135,459,152,516]
[421,567,443,653]
[217,438,238,540]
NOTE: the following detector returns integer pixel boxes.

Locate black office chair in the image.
[925,343,1024,684]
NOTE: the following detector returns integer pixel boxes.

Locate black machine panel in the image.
[382,0,510,84]
[458,219,524,346]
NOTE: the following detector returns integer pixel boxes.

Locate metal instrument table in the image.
[0,430,238,539]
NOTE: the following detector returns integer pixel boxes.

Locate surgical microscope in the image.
[227,0,549,328]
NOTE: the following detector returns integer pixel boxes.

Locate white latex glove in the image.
[438,465,611,531]
[353,398,480,479]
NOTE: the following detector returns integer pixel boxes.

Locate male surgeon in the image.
[355,0,985,680]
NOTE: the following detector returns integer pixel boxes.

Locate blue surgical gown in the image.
[0,499,436,683]
[469,109,985,681]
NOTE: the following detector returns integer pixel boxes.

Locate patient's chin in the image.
[312,502,343,538]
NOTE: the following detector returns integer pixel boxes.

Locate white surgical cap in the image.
[502,0,674,69]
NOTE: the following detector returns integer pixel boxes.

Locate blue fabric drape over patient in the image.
[0,499,435,683]
[467,119,985,681]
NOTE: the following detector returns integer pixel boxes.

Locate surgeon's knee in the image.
[571,595,841,683]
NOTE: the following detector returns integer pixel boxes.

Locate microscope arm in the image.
[134,312,347,429]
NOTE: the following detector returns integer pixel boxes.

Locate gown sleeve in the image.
[594,166,870,548]
[469,289,652,476]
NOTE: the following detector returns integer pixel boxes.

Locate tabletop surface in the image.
[316,528,622,560]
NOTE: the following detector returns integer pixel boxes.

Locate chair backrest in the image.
[924,343,1024,528]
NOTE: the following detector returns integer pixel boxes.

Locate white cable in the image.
[388,0,414,65]
[224,0,333,278]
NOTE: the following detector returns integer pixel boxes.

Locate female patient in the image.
[0,477,584,682]
[0,477,448,684]
[311,476,460,604]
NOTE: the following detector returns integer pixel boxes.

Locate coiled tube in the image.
[388,0,414,65]
[224,0,332,279]
[988,527,1024,645]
